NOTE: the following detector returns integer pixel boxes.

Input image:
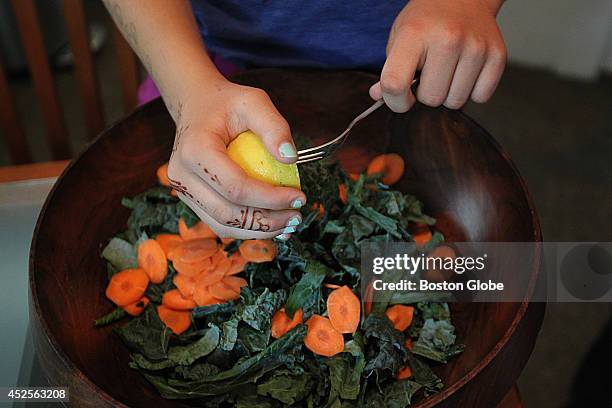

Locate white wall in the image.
[497,0,612,80]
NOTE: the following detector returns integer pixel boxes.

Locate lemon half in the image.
[227,131,300,189]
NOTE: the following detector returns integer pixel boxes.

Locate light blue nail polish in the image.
[278,142,297,158]
[290,199,303,209]
[283,226,296,234]
[286,216,301,227]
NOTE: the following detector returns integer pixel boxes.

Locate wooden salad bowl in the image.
[29,70,544,407]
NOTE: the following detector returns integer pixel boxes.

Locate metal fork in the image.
[296,78,419,165]
[295,99,385,164]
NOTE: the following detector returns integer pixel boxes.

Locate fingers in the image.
[471,42,507,103]
[444,39,487,109]
[182,195,289,240]
[378,36,423,112]
[180,170,301,232]
[237,88,297,164]
[176,137,306,210]
[416,34,461,108]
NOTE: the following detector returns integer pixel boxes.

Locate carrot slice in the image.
[156,162,171,187]
[226,252,248,275]
[405,338,413,350]
[327,285,361,334]
[348,173,360,181]
[162,289,197,310]
[122,296,149,316]
[323,283,341,290]
[239,239,277,263]
[157,305,191,335]
[385,305,415,332]
[193,284,222,307]
[170,189,178,197]
[137,239,168,284]
[221,237,235,245]
[173,274,197,298]
[410,223,432,248]
[106,268,149,306]
[211,250,232,273]
[397,365,413,380]
[222,276,248,294]
[304,315,345,357]
[366,153,405,185]
[196,267,226,287]
[173,257,210,277]
[179,218,217,240]
[155,234,183,259]
[271,308,303,339]
[338,183,348,204]
[209,280,240,301]
[171,238,219,264]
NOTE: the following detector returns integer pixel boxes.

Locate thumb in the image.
[243,90,297,164]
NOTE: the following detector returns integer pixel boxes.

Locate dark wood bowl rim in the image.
[28,69,542,407]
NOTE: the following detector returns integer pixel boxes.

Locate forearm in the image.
[102,0,223,121]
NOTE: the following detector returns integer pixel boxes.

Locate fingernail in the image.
[275,233,291,241]
[286,216,301,227]
[282,226,296,234]
[278,142,297,158]
[290,199,303,209]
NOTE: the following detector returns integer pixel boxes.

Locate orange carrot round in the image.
[173,274,197,298]
[157,305,191,335]
[271,308,303,339]
[222,276,248,294]
[156,162,171,187]
[385,305,415,332]
[397,365,413,380]
[105,268,149,306]
[196,267,226,287]
[137,239,168,284]
[239,240,277,263]
[405,338,413,350]
[410,223,432,248]
[338,183,348,204]
[226,252,248,276]
[122,296,149,316]
[173,257,210,277]
[209,280,240,301]
[366,153,405,185]
[193,284,222,307]
[162,289,197,310]
[171,238,219,264]
[179,218,217,240]
[304,315,345,357]
[323,283,341,290]
[155,234,183,259]
[327,285,361,334]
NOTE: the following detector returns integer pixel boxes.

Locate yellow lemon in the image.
[227,130,300,189]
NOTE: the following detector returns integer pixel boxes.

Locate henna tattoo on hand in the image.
[168,177,193,199]
[226,207,270,232]
[171,101,190,158]
[203,168,221,185]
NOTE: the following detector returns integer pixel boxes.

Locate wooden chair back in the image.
[0,0,140,164]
